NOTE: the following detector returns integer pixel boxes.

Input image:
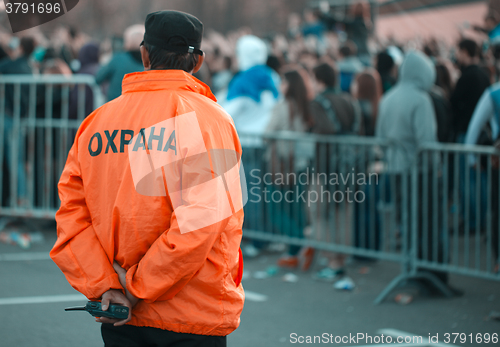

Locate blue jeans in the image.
[2,115,26,204]
[456,134,487,231]
[268,183,308,256]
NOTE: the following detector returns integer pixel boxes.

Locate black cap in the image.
[141,10,203,55]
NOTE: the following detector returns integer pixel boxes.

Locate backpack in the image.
[314,93,362,135]
[312,93,365,174]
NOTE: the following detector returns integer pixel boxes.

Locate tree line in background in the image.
[2,0,500,41]
[54,0,311,38]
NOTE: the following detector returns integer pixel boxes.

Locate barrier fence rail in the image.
[0,75,499,304]
[0,74,104,219]
[412,144,500,276]
[240,132,402,261]
[239,133,500,303]
[375,143,500,303]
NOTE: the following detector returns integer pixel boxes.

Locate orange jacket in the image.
[50,70,245,336]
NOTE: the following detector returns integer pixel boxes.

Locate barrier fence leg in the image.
[373,273,411,304]
[374,173,413,304]
[411,271,454,298]
[0,218,13,232]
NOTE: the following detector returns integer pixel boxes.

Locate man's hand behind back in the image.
[96,262,139,326]
[95,289,133,326]
[113,262,140,307]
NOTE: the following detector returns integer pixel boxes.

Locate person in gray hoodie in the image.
[376,50,437,173]
[376,51,462,296]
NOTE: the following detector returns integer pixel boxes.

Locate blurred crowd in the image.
[1,1,500,293]
[0,2,498,144]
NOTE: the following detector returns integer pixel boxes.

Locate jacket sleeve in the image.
[125,216,230,303]
[464,89,495,166]
[465,89,494,146]
[50,139,123,300]
[413,94,437,145]
[125,131,239,303]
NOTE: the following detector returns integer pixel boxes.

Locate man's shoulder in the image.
[75,101,111,132]
[81,90,231,127]
[198,97,234,123]
[75,93,132,134]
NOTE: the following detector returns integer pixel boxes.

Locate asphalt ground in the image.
[0,226,499,347]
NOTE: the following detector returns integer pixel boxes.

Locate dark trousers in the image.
[354,180,382,253]
[101,324,227,347]
[390,172,449,284]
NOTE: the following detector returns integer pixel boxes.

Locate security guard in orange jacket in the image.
[50,11,245,347]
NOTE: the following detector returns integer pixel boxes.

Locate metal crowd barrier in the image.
[239,132,500,303]
[240,132,401,259]
[375,143,500,303]
[0,74,104,219]
[240,132,412,302]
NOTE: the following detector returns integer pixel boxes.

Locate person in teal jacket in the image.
[96,25,145,101]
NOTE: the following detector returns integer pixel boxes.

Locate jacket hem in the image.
[127,318,236,336]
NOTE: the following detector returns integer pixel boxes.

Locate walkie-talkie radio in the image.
[65,301,129,320]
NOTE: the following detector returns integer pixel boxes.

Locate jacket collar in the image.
[121,69,216,102]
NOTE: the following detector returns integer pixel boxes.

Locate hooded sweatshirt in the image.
[376,50,437,173]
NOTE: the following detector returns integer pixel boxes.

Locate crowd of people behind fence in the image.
[1,1,499,293]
